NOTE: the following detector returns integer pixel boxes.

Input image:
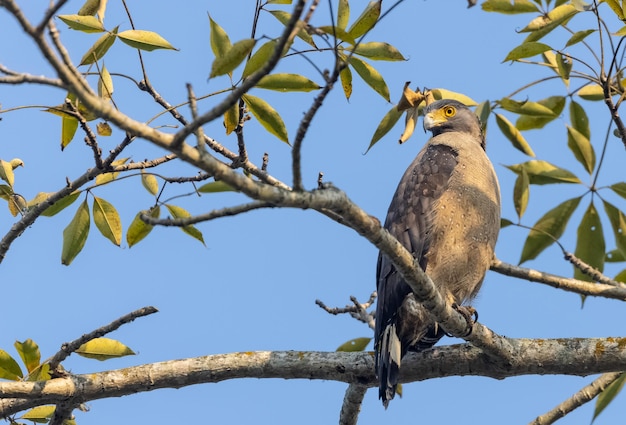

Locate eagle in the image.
[374,99,501,407]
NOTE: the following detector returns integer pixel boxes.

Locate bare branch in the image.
[2,338,626,416]
[0,65,64,87]
[339,384,367,425]
[141,201,275,226]
[47,306,158,371]
[316,293,377,330]
[564,251,623,286]
[530,372,623,425]
[491,258,626,301]
[48,403,74,425]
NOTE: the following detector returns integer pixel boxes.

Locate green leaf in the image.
[577,84,605,101]
[519,196,581,263]
[337,0,350,30]
[14,339,40,374]
[92,196,122,246]
[242,94,289,143]
[503,42,552,62]
[40,191,81,217]
[317,26,356,44]
[57,14,104,33]
[570,100,590,139]
[556,53,572,85]
[347,56,390,101]
[367,105,403,152]
[495,113,536,156]
[347,1,381,38]
[61,199,90,265]
[79,26,118,65]
[606,249,626,263]
[76,337,135,361]
[574,201,605,281]
[117,30,178,51]
[603,201,626,259]
[521,4,578,42]
[567,126,595,174]
[61,115,79,149]
[339,64,353,100]
[0,349,23,380]
[349,42,405,61]
[208,14,232,58]
[0,184,11,200]
[141,171,159,195]
[269,10,316,48]
[506,160,581,184]
[242,39,278,78]
[501,218,515,228]
[256,73,321,92]
[565,29,595,47]
[198,181,236,193]
[516,96,566,130]
[165,204,205,245]
[475,100,492,134]
[430,88,478,106]
[127,207,159,248]
[593,374,626,422]
[499,98,556,116]
[0,160,14,187]
[481,0,539,14]
[610,182,626,200]
[224,101,239,135]
[513,166,530,219]
[98,64,113,100]
[605,0,625,20]
[20,405,56,423]
[336,337,372,352]
[209,38,256,78]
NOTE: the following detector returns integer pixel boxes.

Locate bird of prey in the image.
[374,99,501,407]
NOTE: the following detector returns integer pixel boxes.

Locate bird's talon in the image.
[452,304,476,337]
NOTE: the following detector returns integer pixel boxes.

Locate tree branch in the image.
[491,258,626,301]
[339,384,367,425]
[1,338,626,416]
[529,372,623,425]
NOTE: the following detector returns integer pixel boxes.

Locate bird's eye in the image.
[444,106,456,117]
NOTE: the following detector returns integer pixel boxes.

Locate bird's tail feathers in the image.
[377,323,402,408]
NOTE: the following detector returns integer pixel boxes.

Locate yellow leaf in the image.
[96,121,112,136]
[256,73,321,92]
[92,196,122,246]
[337,0,350,30]
[141,170,159,195]
[224,101,239,135]
[117,29,178,51]
[0,159,14,187]
[339,64,352,100]
[76,337,135,361]
[57,14,104,33]
[350,41,405,61]
[165,204,205,245]
[430,88,477,106]
[14,339,40,374]
[20,405,56,423]
[495,113,535,156]
[577,84,605,101]
[98,64,113,100]
[198,181,235,193]
[269,10,316,48]
[503,41,552,62]
[0,349,22,380]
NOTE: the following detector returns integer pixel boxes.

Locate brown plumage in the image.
[374,99,501,407]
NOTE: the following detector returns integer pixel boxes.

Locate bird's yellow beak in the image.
[423,108,448,132]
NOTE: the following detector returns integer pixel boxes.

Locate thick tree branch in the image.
[491,258,626,301]
[339,384,367,425]
[1,338,626,416]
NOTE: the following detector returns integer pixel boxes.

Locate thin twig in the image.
[529,372,623,425]
[564,251,623,286]
[47,306,158,371]
[491,258,626,301]
[141,201,275,226]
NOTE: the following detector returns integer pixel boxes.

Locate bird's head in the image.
[423,99,485,149]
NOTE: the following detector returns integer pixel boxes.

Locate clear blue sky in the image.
[2,1,626,424]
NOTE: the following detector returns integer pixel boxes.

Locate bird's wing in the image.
[375,142,458,406]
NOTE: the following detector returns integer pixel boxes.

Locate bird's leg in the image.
[451,303,477,337]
